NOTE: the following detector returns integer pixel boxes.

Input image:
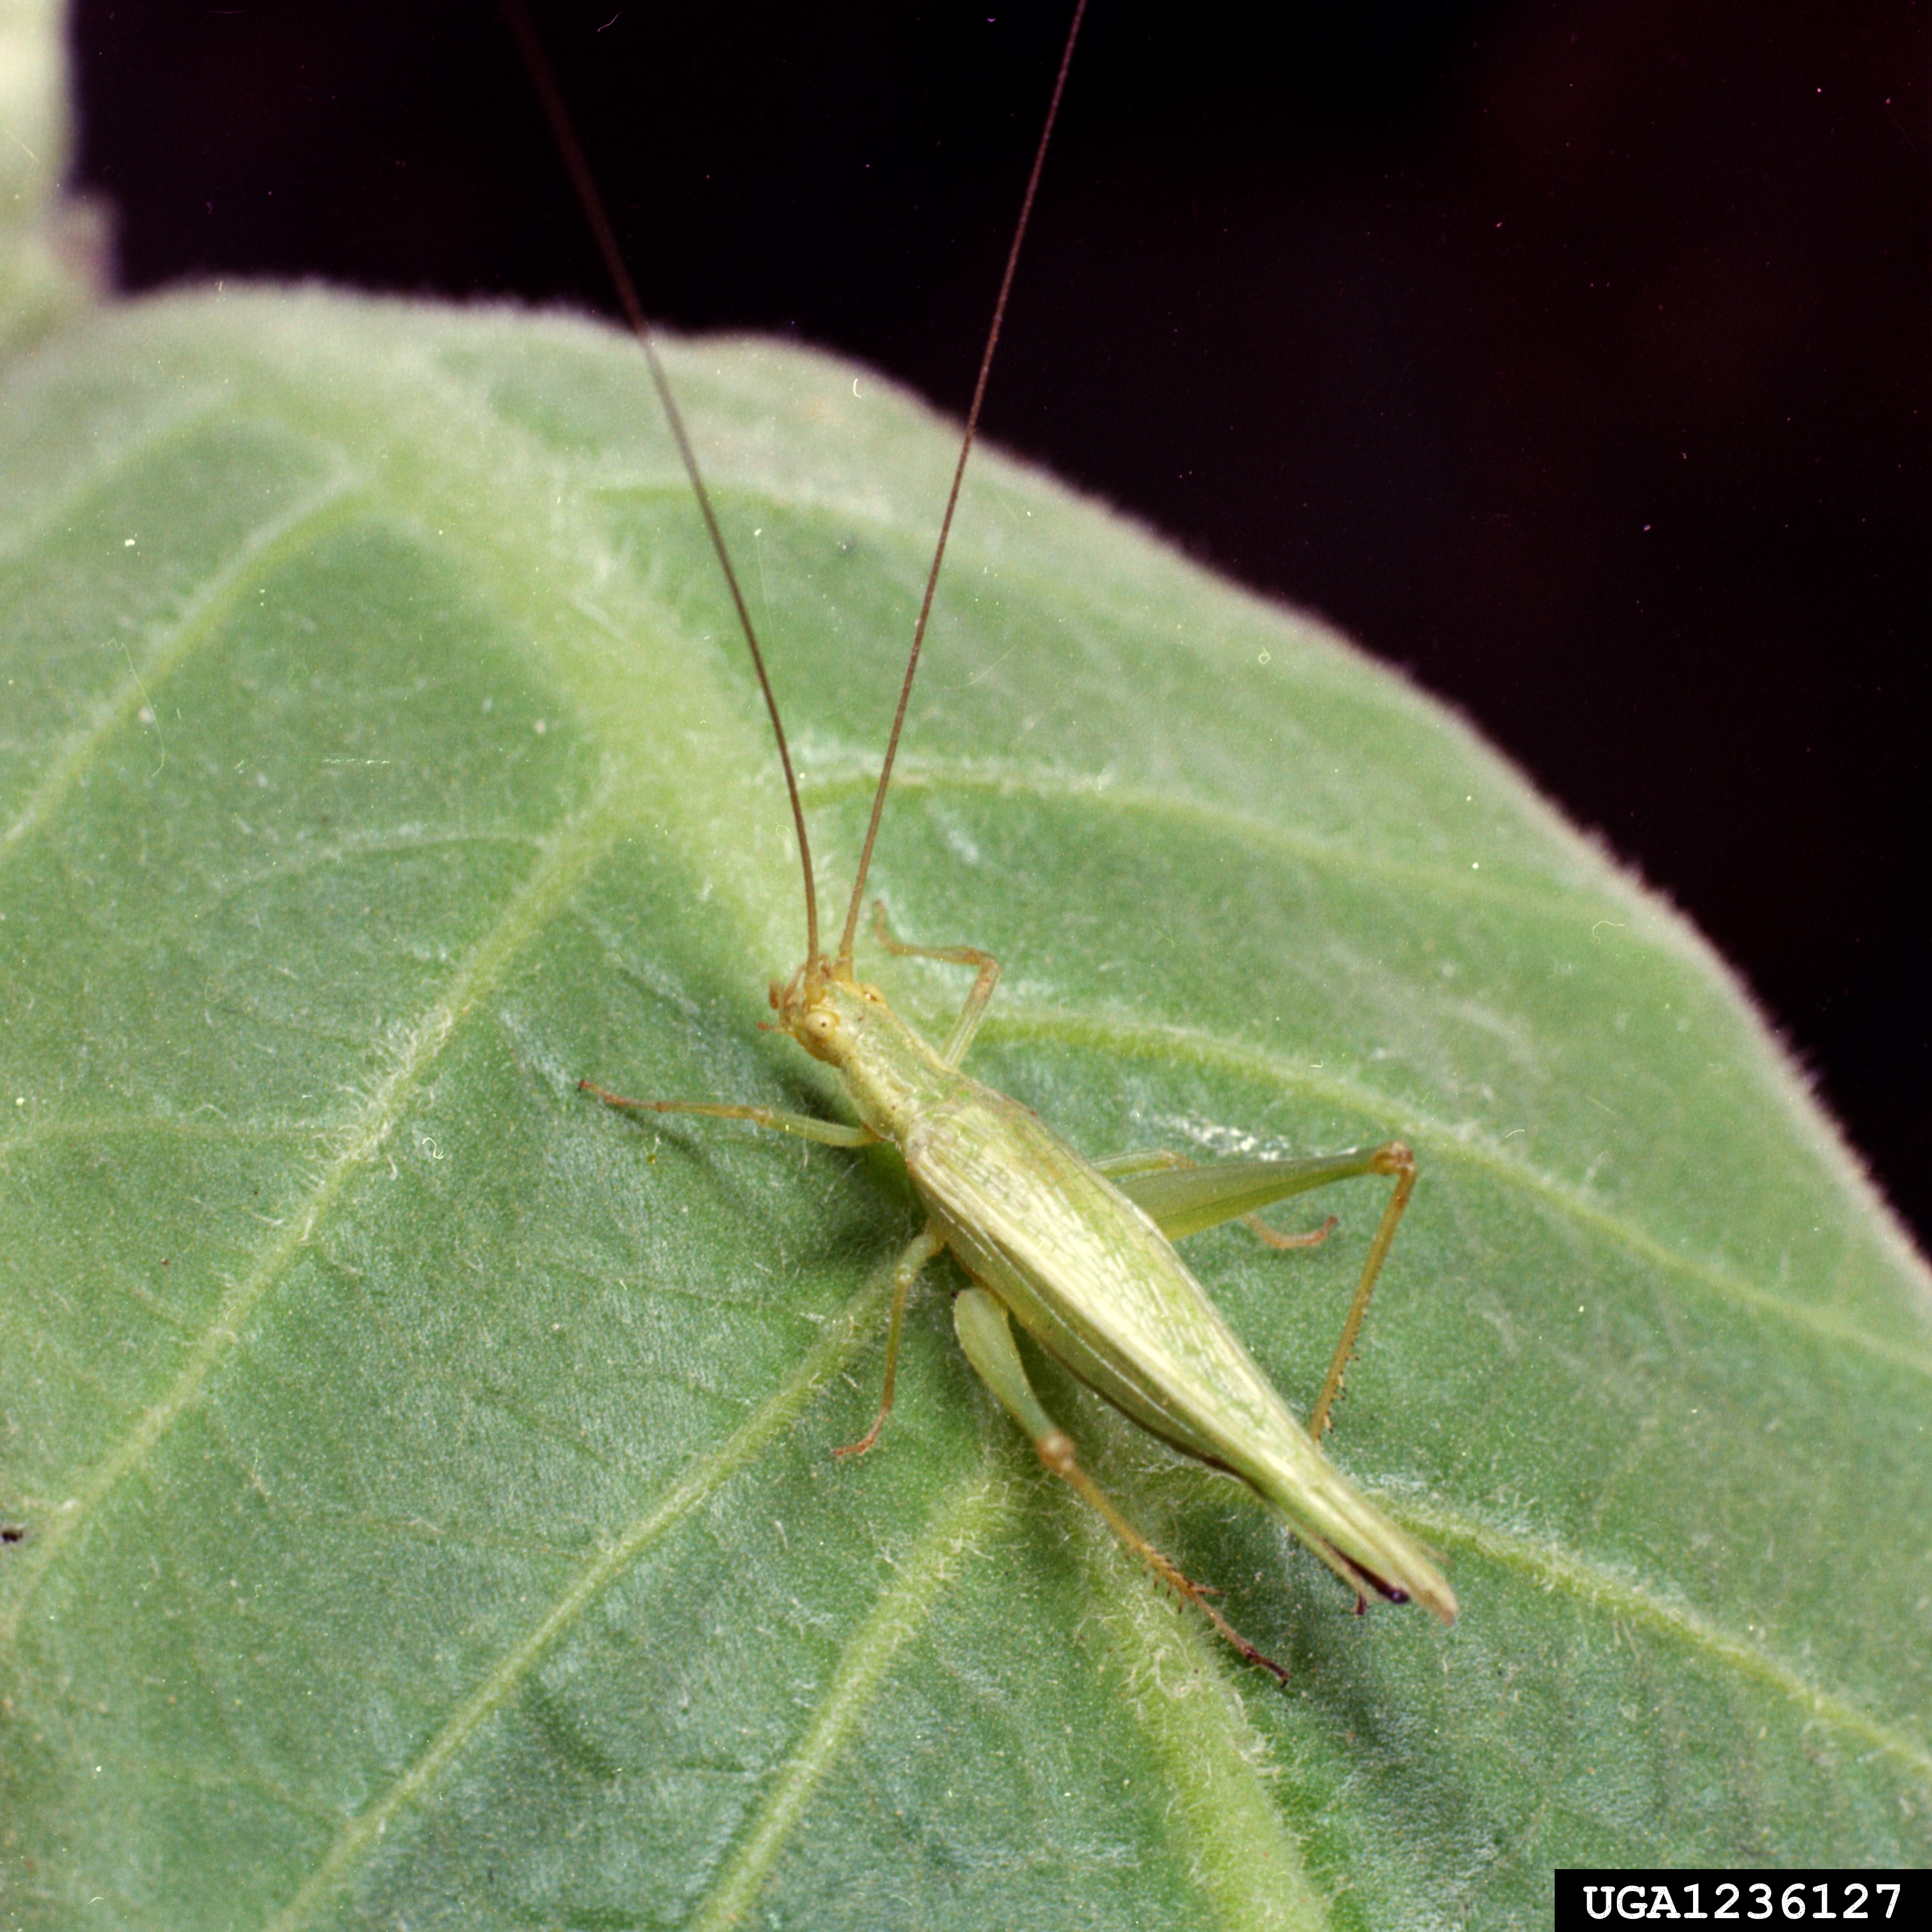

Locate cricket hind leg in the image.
[1101,1141,1419,1441]
[1094,1149,1337,1250]
[835,1223,948,1460]
[870,901,1000,1069]
[952,1285,1288,1684]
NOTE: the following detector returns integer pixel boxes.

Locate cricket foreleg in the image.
[578,1083,878,1148]
[1102,1141,1419,1439]
[870,901,1001,1069]
[952,1286,1287,1684]
[835,1224,948,1460]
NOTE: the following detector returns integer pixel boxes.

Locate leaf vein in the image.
[1403,1497,1932,1783]
[258,1262,897,1932]
[804,759,1620,926]
[991,1008,1932,1379]
[0,777,633,1645]
[687,1463,1009,1932]
[0,390,235,566]
[1,470,369,867]
[1058,1479,1331,1932]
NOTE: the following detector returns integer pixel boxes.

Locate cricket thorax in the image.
[770,963,950,1141]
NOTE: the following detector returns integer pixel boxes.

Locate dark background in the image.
[70,1,1928,1246]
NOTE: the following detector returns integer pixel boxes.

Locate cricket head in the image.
[769,957,882,1069]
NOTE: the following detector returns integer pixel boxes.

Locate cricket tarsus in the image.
[835,0,1092,970]
[500,0,819,963]
[1245,1211,1338,1250]
[1042,1439,1290,1683]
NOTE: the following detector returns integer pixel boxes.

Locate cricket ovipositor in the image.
[504,0,1458,1677]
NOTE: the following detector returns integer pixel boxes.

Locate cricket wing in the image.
[903,1084,1457,1621]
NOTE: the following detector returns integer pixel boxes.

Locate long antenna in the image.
[835,0,1091,970]
[501,0,820,965]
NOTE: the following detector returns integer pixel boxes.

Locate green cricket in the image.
[507,0,1457,1679]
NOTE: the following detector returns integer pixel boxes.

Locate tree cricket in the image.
[506,0,1457,1679]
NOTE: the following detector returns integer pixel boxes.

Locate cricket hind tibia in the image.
[953,1287,1290,1683]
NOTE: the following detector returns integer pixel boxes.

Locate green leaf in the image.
[3,287,1929,1929]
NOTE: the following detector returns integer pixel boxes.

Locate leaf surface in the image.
[3,289,1929,1929]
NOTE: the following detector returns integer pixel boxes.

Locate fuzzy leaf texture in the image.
[2,274,1929,1929]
